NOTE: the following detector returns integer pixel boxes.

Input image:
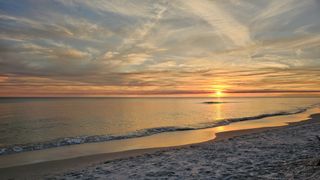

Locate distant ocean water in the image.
[0,97,319,149]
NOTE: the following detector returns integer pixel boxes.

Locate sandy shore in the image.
[1,112,319,179]
[44,114,320,179]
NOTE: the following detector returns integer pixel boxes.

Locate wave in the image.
[0,103,319,156]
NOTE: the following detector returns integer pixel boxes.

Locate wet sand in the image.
[1,113,319,179]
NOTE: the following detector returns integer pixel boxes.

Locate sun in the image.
[210,85,228,97]
[215,90,223,97]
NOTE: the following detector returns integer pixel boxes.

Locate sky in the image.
[0,0,320,97]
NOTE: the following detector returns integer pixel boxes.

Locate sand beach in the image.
[1,111,319,179]
[48,114,320,179]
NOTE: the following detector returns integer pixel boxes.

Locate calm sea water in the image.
[0,97,319,146]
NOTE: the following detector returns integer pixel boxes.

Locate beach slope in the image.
[48,114,320,179]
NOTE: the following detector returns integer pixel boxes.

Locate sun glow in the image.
[215,90,223,97]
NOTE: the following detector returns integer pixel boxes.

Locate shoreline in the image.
[0,127,280,179]
[1,103,316,157]
[51,113,320,179]
[0,110,319,179]
[1,107,317,169]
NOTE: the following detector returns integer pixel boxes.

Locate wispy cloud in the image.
[0,0,319,96]
[183,0,252,47]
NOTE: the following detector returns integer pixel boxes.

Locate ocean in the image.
[0,97,319,149]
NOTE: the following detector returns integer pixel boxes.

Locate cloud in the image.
[182,0,252,47]
[0,75,8,82]
[126,53,152,65]
[55,49,90,60]
[106,3,167,57]
[148,61,177,70]
[0,0,319,96]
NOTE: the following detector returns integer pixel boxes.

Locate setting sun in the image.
[215,90,223,97]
